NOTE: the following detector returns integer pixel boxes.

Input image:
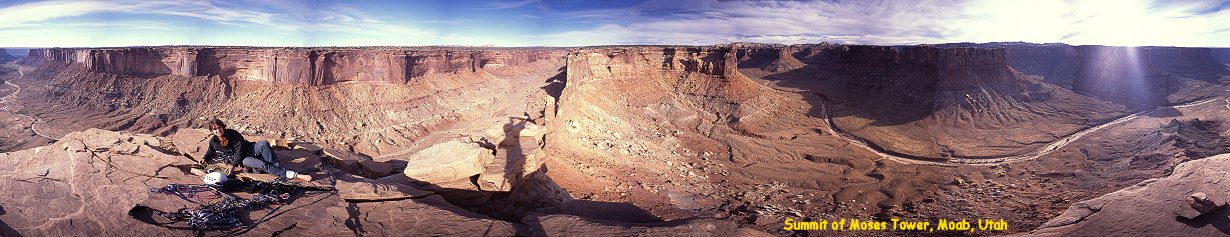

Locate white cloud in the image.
[0,0,439,46]
[0,1,110,26]
[480,0,540,10]
[1,0,1227,47]
[530,0,1230,47]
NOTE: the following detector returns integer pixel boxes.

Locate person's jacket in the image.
[202,129,253,167]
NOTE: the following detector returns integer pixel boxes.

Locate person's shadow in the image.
[394,117,663,235]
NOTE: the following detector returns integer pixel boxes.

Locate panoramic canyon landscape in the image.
[3,0,1230,236]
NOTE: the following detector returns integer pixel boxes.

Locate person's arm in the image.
[201,138,217,164]
[227,141,245,167]
[226,130,247,167]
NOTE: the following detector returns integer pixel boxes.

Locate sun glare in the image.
[1067,0,1209,46]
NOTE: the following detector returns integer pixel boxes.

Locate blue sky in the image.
[0,0,1227,47]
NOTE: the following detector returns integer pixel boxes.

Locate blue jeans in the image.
[240,141,289,177]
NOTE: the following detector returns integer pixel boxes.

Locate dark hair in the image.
[208,118,226,130]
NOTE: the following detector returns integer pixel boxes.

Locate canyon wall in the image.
[1213,48,1230,64]
[21,44,1217,160]
[0,48,14,63]
[788,45,1132,158]
[1146,46,1230,81]
[15,47,568,158]
[25,47,560,85]
[1005,45,1230,105]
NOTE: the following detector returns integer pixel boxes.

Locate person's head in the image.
[208,118,226,137]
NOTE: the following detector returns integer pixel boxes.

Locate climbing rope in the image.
[149,184,222,204]
[144,180,335,233]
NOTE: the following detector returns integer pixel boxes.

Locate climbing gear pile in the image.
[132,163,338,236]
[148,183,221,203]
[142,180,332,231]
[154,192,284,230]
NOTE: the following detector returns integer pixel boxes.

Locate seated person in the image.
[200,118,311,182]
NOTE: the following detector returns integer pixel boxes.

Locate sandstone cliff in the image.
[1213,48,1230,64]
[0,49,14,63]
[1147,46,1230,81]
[759,45,1130,158]
[13,47,568,160]
[737,47,805,73]
[1006,45,1230,106]
[25,47,560,85]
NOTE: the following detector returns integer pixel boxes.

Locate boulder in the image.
[518,123,543,138]
[334,173,433,202]
[273,149,322,172]
[497,121,544,147]
[290,142,325,155]
[1187,192,1222,215]
[322,147,399,178]
[322,147,364,172]
[170,128,211,159]
[478,136,545,192]
[402,140,494,185]
[1171,191,1227,220]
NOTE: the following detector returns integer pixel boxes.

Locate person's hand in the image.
[231,165,243,173]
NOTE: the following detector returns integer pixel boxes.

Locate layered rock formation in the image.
[737,47,805,73]
[1146,47,1230,81]
[752,44,1131,158]
[1005,45,1230,106]
[1213,48,1230,64]
[14,47,567,158]
[25,47,558,85]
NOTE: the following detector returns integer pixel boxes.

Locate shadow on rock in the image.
[0,204,21,237]
[0,220,21,237]
[393,118,663,235]
[1177,207,1230,235]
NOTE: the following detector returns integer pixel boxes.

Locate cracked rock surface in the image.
[0,128,756,236]
[1022,153,1230,236]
